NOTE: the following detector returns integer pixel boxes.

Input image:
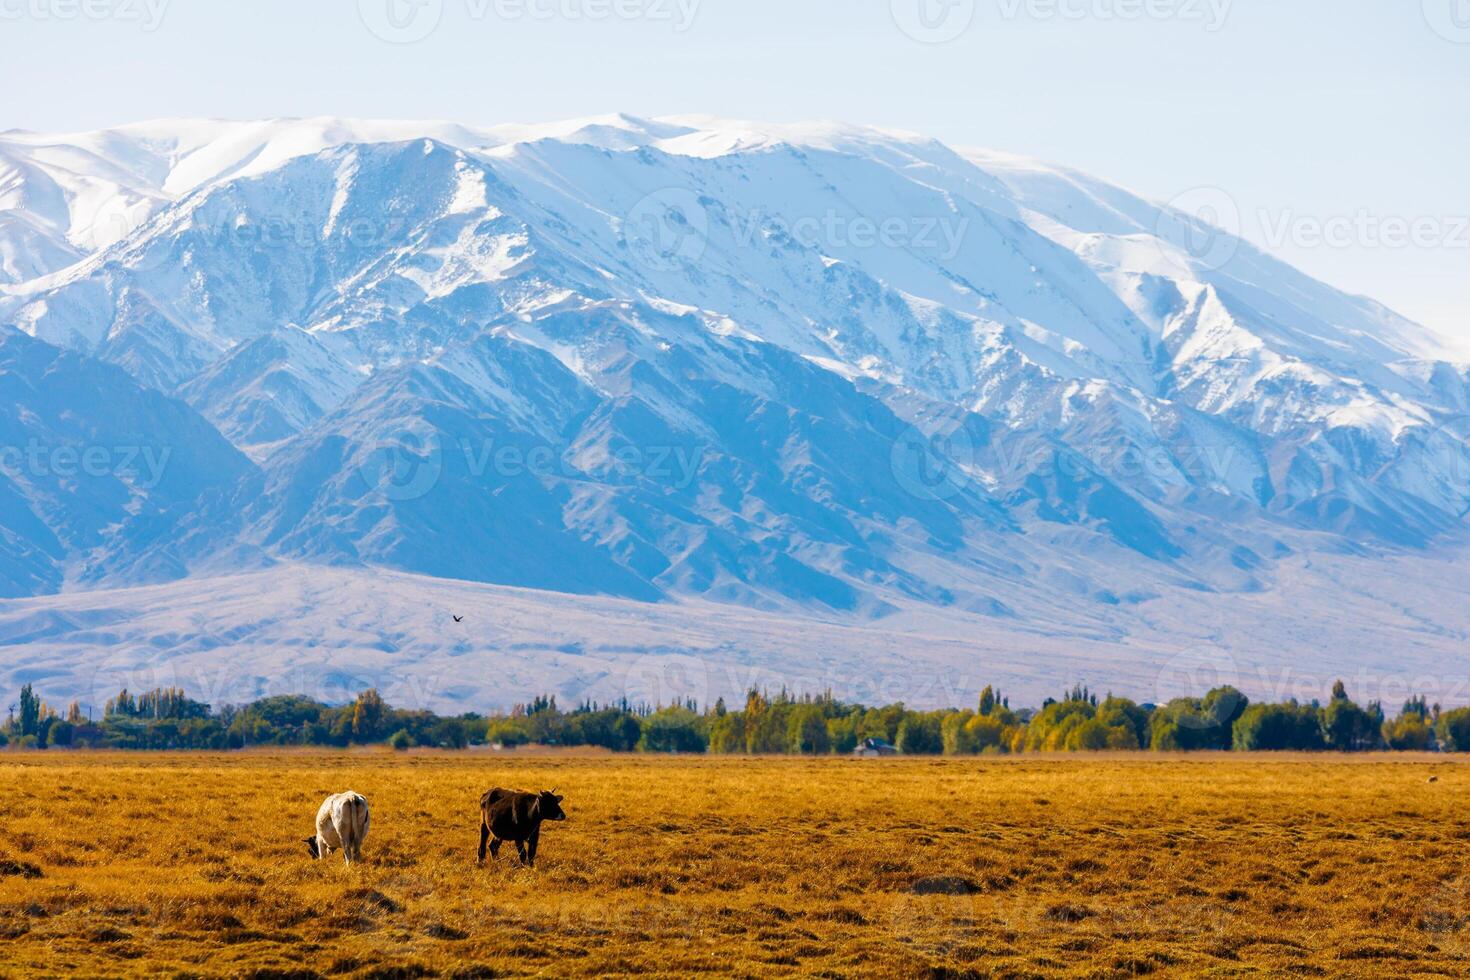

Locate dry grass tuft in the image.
[1,752,1467,977]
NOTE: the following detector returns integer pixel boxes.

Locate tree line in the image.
[4,680,1469,754]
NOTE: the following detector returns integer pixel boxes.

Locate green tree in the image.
[44,720,74,748]
[1152,720,1182,752]
[706,711,745,754]
[787,704,832,755]
[568,709,642,752]
[942,711,977,755]
[525,706,568,746]
[1150,687,1247,751]
[1320,686,1382,752]
[895,713,944,755]
[350,689,387,743]
[825,714,860,755]
[1383,712,1432,751]
[638,706,707,753]
[105,689,137,717]
[1233,702,1324,751]
[1097,696,1150,748]
[227,695,329,746]
[1400,695,1431,720]
[1435,707,1470,752]
[430,719,469,749]
[742,690,790,754]
[1024,698,1095,752]
[18,684,41,737]
[486,717,531,747]
[968,713,1013,753]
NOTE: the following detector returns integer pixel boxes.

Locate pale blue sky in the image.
[3,0,1467,343]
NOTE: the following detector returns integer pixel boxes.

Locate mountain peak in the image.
[0,114,1465,619]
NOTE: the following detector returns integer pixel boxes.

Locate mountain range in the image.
[1,114,1466,711]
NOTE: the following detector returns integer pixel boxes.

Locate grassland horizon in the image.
[4,751,1469,978]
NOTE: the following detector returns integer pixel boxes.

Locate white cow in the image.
[305,791,370,865]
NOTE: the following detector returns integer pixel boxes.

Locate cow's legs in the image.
[490,838,502,860]
[514,840,528,866]
[478,822,491,864]
[527,827,540,867]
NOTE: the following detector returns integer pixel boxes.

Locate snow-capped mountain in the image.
[1,115,1467,709]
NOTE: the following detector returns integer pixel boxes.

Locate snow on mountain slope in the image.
[0,115,1467,695]
[2,549,1468,714]
[0,330,254,597]
[0,117,502,270]
[963,148,1462,428]
[176,326,362,453]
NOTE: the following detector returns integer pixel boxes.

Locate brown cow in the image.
[477,788,567,867]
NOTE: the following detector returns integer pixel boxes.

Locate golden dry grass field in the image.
[2,752,1469,978]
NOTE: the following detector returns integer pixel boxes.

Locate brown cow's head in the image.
[304,837,320,859]
[536,790,567,822]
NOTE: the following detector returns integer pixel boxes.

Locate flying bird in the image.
[453,615,464,623]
